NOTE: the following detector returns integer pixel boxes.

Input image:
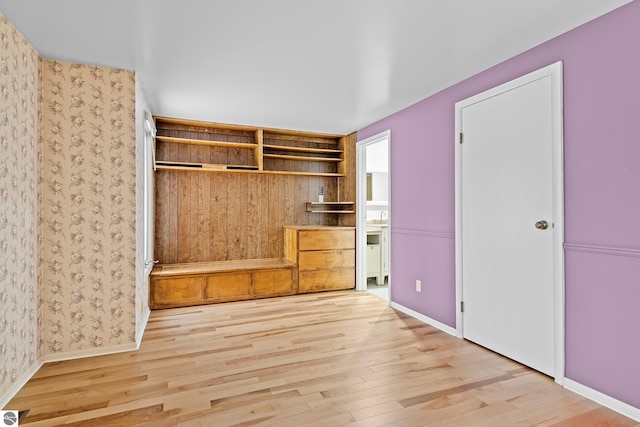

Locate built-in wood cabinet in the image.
[153,117,356,266]
[150,259,295,309]
[284,226,356,293]
[150,117,357,308]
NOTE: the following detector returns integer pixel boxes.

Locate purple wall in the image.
[359,1,640,409]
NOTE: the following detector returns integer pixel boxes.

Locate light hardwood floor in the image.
[7,291,639,426]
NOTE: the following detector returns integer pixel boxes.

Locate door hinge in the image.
[459,132,464,144]
[460,301,464,312]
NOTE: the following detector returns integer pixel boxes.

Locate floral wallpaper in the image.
[0,13,40,399]
[0,11,141,403]
[40,59,137,354]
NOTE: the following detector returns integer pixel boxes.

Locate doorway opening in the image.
[356,131,391,301]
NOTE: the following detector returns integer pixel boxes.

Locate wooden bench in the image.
[150,258,296,309]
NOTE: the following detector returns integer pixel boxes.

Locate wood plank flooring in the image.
[6,291,639,426]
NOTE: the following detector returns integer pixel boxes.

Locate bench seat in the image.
[150,258,296,309]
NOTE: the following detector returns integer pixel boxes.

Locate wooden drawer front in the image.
[152,276,204,306]
[253,269,293,295]
[298,249,355,271]
[299,268,355,292]
[205,272,251,299]
[298,229,354,251]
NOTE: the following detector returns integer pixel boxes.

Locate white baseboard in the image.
[0,360,43,409]
[2,315,149,409]
[563,378,640,422]
[390,301,458,336]
[387,302,640,422]
[41,342,138,364]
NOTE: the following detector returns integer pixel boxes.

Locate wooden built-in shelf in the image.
[155,161,344,176]
[155,135,257,149]
[151,116,357,308]
[153,116,347,177]
[263,154,342,162]
[306,202,355,214]
[262,145,342,154]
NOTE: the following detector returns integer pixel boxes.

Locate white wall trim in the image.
[0,360,43,408]
[355,130,391,294]
[390,301,457,337]
[454,61,565,382]
[1,328,149,406]
[564,378,640,422]
[41,342,138,364]
[136,307,152,348]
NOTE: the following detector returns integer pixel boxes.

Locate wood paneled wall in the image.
[339,132,357,227]
[154,125,357,265]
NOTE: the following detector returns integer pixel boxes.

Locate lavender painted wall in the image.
[359,1,640,409]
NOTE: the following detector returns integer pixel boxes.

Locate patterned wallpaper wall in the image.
[40,59,137,355]
[0,13,40,398]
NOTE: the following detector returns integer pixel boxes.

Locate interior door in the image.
[459,70,559,376]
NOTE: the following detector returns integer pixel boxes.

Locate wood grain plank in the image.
[227,174,248,259]
[176,170,191,263]
[339,132,357,227]
[258,175,270,258]
[246,173,262,259]
[10,292,636,426]
[210,172,228,261]
[267,175,283,258]
[294,176,310,226]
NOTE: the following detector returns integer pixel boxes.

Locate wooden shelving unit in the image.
[153,116,347,177]
[151,116,357,307]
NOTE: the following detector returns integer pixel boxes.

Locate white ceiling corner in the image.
[0,0,633,134]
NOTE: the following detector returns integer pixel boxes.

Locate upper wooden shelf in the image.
[153,116,348,177]
[262,144,342,154]
[156,135,257,149]
[263,154,342,162]
[154,116,343,140]
[155,162,345,177]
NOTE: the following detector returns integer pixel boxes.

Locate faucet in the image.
[380,211,387,224]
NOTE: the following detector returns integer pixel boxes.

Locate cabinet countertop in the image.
[284,225,355,231]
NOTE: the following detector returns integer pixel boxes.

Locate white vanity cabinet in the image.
[367,231,381,282]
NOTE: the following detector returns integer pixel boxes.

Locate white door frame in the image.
[356,130,391,295]
[454,62,565,382]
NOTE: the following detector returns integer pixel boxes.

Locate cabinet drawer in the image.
[253,269,293,295]
[298,229,354,251]
[299,268,355,292]
[152,276,204,306]
[298,249,355,271]
[205,272,251,299]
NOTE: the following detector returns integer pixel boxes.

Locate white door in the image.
[456,63,564,378]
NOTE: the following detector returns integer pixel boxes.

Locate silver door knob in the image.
[535,220,549,230]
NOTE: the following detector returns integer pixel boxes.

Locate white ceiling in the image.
[0,0,633,134]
